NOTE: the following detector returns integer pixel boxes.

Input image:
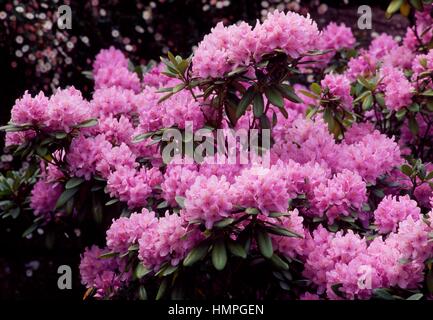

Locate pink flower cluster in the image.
[321,74,353,110]
[79,245,130,298]
[8,87,92,136]
[312,170,367,223]
[303,212,433,299]
[192,10,319,78]
[373,195,421,234]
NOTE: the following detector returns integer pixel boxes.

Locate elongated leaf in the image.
[270,254,289,270]
[253,93,264,117]
[75,118,98,128]
[265,87,284,108]
[277,84,303,103]
[65,177,84,190]
[212,239,227,271]
[135,264,151,279]
[386,0,404,16]
[236,87,256,118]
[256,228,273,258]
[227,240,247,259]
[55,188,79,210]
[183,243,209,267]
[156,278,168,300]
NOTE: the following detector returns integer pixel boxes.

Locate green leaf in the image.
[270,254,289,270]
[55,188,79,210]
[245,207,259,215]
[65,177,84,190]
[256,228,273,258]
[409,116,419,135]
[183,243,209,267]
[408,103,420,112]
[259,114,271,129]
[227,240,247,259]
[157,201,168,209]
[265,225,303,238]
[211,239,227,271]
[161,264,178,277]
[362,93,373,110]
[214,218,234,228]
[156,278,168,300]
[265,87,284,108]
[105,199,119,206]
[175,196,186,208]
[277,84,303,103]
[386,0,404,16]
[406,293,423,300]
[395,108,407,121]
[309,83,322,95]
[75,118,98,128]
[236,87,256,118]
[135,264,151,279]
[99,251,118,259]
[298,90,319,100]
[401,164,413,177]
[373,288,395,300]
[138,286,148,300]
[22,223,39,238]
[253,93,264,117]
[410,0,423,11]
[357,77,373,90]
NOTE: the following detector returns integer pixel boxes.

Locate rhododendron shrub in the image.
[3,6,433,301]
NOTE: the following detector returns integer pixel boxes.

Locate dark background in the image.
[0,0,409,299]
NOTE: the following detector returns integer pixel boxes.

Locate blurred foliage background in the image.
[0,0,409,299]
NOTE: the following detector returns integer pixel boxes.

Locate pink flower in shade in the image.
[66,134,112,180]
[30,180,63,219]
[106,209,158,253]
[184,175,233,229]
[374,195,421,234]
[94,67,141,93]
[270,209,305,258]
[321,73,353,110]
[5,130,36,147]
[138,213,202,270]
[92,46,129,74]
[79,245,130,299]
[10,91,49,125]
[313,170,367,223]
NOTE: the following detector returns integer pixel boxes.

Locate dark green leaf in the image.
[256,228,273,258]
[270,254,289,270]
[65,178,84,190]
[55,188,79,210]
[236,87,256,118]
[253,94,264,117]
[265,87,284,108]
[227,240,247,259]
[183,243,209,267]
[212,239,227,271]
